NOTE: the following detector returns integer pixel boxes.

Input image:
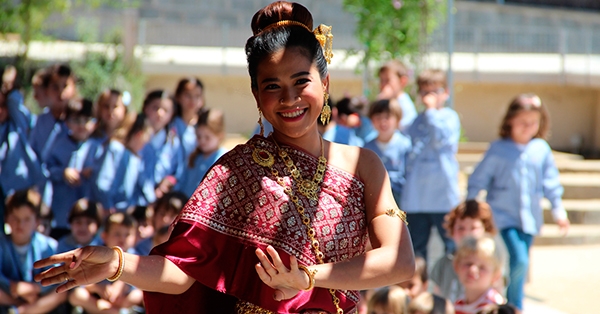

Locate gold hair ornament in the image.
[314,24,334,64]
[257,20,334,64]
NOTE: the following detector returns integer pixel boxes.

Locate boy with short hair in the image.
[46,98,99,239]
[378,59,418,131]
[401,69,461,262]
[56,198,103,253]
[0,188,67,313]
[318,97,365,147]
[453,236,505,314]
[398,256,454,314]
[364,98,411,207]
[68,212,144,313]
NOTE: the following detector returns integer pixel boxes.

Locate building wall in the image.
[454,83,599,153]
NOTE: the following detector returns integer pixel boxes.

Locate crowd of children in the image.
[319,61,568,314]
[0,57,569,314]
[0,64,227,313]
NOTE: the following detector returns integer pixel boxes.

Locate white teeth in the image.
[280,109,304,118]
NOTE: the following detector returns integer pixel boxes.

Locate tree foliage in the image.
[70,38,145,110]
[343,0,446,65]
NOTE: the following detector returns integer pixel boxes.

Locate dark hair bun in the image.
[251,1,313,35]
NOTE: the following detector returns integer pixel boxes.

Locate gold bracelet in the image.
[107,246,125,282]
[298,265,317,291]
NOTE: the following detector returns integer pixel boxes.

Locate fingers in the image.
[255,247,278,277]
[33,251,75,269]
[289,255,299,271]
[55,279,80,294]
[266,246,285,271]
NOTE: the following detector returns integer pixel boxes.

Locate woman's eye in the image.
[265,84,279,90]
[295,78,310,85]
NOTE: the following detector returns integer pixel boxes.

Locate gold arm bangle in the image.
[107,246,125,282]
[298,264,317,291]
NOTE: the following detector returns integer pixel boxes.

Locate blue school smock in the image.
[46,134,99,229]
[0,232,57,295]
[364,131,412,204]
[178,147,227,197]
[0,113,44,198]
[466,138,567,235]
[401,107,461,213]
[92,140,156,212]
[172,117,197,160]
[398,93,418,132]
[56,233,102,253]
[6,90,34,135]
[140,125,185,185]
[322,124,365,147]
[29,111,67,163]
[354,115,378,143]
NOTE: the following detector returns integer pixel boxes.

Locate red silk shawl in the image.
[144,136,368,313]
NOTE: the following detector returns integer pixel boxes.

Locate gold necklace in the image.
[271,136,327,202]
[252,137,343,314]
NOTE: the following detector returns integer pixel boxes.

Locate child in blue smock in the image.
[92,113,156,213]
[171,77,206,159]
[29,64,78,210]
[466,93,569,311]
[335,96,376,144]
[0,90,44,232]
[0,189,67,313]
[140,90,185,198]
[363,98,411,206]
[177,109,228,197]
[401,69,461,262]
[46,99,99,239]
[135,191,187,255]
[92,89,129,145]
[319,97,365,147]
[69,212,144,313]
[29,64,77,163]
[377,60,417,132]
[56,198,103,253]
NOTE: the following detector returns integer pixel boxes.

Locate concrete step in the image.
[534,224,600,246]
[543,199,600,225]
[556,159,600,173]
[560,173,600,199]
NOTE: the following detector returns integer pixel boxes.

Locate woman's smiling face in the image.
[252,46,328,140]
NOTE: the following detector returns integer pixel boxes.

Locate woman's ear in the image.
[323,73,330,94]
[252,88,259,106]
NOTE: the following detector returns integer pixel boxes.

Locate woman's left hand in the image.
[254,246,309,301]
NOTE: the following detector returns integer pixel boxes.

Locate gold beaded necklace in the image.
[254,137,343,314]
[272,136,327,202]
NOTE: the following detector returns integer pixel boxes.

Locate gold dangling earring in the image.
[257,108,265,137]
[320,92,331,125]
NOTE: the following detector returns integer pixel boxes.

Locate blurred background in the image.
[1,0,600,155]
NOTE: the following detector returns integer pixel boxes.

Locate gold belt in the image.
[235,300,330,314]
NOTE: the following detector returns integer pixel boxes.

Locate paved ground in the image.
[524,243,600,314]
[426,230,598,314]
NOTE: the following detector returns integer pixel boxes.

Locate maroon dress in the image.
[144,136,368,313]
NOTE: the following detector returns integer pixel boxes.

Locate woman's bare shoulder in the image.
[326,141,382,179]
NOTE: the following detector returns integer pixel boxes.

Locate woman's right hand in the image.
[34,246,119,293]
